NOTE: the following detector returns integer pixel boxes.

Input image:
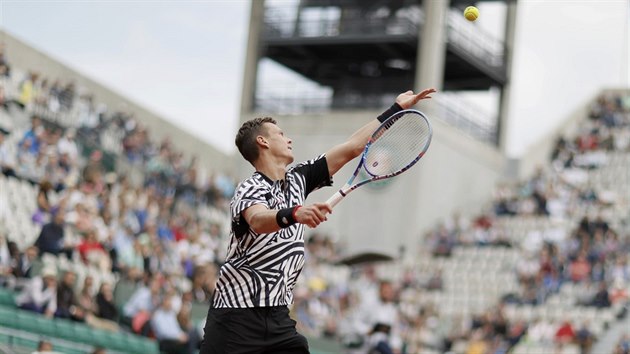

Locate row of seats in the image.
[0,305,158,354]
[0,327,91,354]
[0,293,159,354]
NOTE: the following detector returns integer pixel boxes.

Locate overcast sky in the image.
[0,0,628,157]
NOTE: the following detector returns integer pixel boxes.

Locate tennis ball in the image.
[464,6,479,21]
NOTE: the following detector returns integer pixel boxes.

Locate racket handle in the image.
[326,191,344,209]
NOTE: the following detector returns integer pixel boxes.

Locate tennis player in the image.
[200,88,436,354]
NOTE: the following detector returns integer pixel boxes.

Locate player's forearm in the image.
[248,209,283,234]
[345,120,380,157]
[325,102,404,176]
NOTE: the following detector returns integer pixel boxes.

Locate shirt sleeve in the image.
[231,179,270,234]
[291,154,333,197]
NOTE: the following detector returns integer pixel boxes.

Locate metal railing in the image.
[264,16,419,39]
[263,5,505,67]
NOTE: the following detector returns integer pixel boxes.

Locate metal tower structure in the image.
[241,0,517,149]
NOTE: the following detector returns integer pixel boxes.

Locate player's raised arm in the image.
[324,88,436,176]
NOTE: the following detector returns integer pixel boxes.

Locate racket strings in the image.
[364,112,431,177]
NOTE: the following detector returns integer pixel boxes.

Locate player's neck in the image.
[254,160,286,181]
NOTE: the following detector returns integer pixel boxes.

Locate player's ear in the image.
[256,135,268,149]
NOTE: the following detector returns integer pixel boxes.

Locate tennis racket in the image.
[326,109,433,208]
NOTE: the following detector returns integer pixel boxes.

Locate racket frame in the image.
[326,109,432,208]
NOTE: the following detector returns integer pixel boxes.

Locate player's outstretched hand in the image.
[396,88,436,109]
[295,203,333,228]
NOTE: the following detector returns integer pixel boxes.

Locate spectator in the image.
[506,320,527,347]
[352,280,402,354]
[0,44,10,77]
[77,275,95,306]
[13,245,39,279]
[554,320,576,345]
[569,252,592,283]
[431,226,455,257]
[15,267,57,317]
[57,128,79,163]
[77,276,119,332]
[575,322,595,354]
[18,72,38,109]
[150,295,198,354]
[96,282,118,322]
[425,269,443,291]
[0,231,12,286]
[590,281,611,308]
[0,127,16,178]
[614,334,630,354]
[118,238,144,280]
[20,115,43,155]
[31,340,53,354]
[610,279,629,305]
[145,241,180,276]
[77,229,110,271]
[0,86,8,111]
[32,180,53,225]
[527,318,555,346]
[82,150,105,191]
[122,274,162,328]
[34,209,67,257]
[54,270,85,321]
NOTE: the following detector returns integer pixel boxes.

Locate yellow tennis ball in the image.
[464,6,479,21]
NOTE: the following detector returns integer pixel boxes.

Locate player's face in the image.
[264,123,293,163]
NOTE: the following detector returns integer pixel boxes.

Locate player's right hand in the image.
[295,203,333,228]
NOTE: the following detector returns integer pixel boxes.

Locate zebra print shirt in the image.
[212,155,332,308]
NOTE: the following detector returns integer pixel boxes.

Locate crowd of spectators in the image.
[0,46,629,354]
[287,93,630,354]
[0,57,234,354]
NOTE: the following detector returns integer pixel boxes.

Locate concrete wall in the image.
[239,106,506,257]
[0,30,232,173]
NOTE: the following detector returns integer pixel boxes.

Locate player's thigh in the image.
[264,307,309,354]
[199,308,264,354]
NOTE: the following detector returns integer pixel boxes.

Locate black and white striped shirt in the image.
[213,155,332,308]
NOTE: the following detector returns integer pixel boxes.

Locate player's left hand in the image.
[396,88,436,109]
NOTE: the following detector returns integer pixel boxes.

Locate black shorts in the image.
[199,306,309,354]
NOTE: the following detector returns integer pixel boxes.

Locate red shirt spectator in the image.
[77,231,105,264]
[555,321,576,344]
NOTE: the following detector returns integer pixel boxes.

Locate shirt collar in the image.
[255,171,289,190]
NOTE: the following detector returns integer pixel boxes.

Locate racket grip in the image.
[326,191,344,209]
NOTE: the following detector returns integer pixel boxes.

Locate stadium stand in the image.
[289,92,630,354]
[0,46,234,353]
[0,38,628,354]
